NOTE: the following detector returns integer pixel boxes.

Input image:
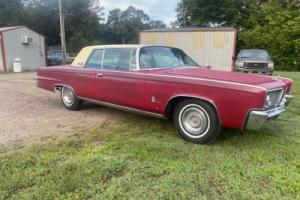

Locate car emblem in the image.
[273,75,283,81]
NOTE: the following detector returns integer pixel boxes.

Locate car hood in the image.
[143,67,278,85]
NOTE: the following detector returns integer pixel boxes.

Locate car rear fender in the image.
[53,84,77,96]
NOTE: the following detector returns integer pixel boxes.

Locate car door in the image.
[70,49,104,99]
[95,48,145,110]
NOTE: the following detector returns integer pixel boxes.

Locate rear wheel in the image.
[173,99,221,144]
[61,86,82,111]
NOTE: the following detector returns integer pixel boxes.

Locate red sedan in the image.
[37,45,293,144]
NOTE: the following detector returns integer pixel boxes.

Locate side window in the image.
[85,49,104,68]
[103,48,134,71]
[140,48,156,69]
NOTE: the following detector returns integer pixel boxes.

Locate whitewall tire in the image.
[173,99,221,144]
[61,86,82,111]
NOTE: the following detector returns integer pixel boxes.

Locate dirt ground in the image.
[0,72,123,149]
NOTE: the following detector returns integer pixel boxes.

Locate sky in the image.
[101,0,179,26]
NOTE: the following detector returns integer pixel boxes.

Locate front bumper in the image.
[245,95,293,130]
[236,68,273,75]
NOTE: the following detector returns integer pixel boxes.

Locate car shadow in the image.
[79,102,281,147]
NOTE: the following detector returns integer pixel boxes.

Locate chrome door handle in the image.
[96,73,104,77]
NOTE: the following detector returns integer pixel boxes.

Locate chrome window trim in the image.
[136,47,141,71]
[130,49,138,71]
[129,49,133,70]
[101,49,105,68]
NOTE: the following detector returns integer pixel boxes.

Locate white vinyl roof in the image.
[71,44,148,67]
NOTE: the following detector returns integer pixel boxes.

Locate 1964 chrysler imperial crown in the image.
[37,45,293,144]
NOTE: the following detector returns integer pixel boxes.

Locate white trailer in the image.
[138,28,237,71]
[0,26,46,72]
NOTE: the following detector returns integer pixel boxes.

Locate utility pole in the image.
[59,0,66,64]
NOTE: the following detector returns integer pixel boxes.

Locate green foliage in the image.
[149,20,167,29]
[22,0,103,52]
[176,0,245,27]
[0,0,25,27]
[100,6,164,44]
[176,0,300,71]
[240,1,300,71]
[67,31,101,53]
[0,72,299,199]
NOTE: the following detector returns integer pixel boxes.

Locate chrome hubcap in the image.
[62,87,74,106]
[179,104,210,138]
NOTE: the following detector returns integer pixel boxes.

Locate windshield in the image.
[139,47,198,69]
[238,50,270,60]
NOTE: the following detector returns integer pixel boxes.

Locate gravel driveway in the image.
[0,73,120,149]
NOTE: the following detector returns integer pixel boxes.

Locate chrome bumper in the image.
[236,68,273,75]
[245,95,293,130]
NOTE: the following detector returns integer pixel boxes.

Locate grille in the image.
[245,62,267,69]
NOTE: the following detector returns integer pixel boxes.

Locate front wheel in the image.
[173,99,221,144]
[61,86,82,111]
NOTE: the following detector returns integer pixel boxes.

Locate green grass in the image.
[1,72,299,200]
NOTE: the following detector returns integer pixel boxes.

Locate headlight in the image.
[264,88,284,109]
[236,61,244,68]
[268,62,274,69]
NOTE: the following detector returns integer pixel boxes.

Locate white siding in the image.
[0,35,3,71]
[139,30,236,71]
[3,27,46,71]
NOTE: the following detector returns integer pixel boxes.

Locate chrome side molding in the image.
[78,97,166,119]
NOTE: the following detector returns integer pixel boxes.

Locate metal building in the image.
[0,26,46,72]
[138,28,237,71]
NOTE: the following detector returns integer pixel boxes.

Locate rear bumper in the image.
[245,95,293,130]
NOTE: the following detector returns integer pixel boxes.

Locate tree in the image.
[22,0,104,52]
[149,20,167,29]
[23,0,61,45]
[101,6,152,44]
[0,0,25,27]
[240,1,300,70]
[176,0,248,27]
[63,0,104,52]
